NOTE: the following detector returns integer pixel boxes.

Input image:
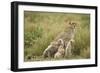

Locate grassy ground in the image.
[24,11,90,62]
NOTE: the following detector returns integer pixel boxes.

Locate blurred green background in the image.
[24,11,90,61]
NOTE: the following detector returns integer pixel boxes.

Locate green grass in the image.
[24,11,90,61]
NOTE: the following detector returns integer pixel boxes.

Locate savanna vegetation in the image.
[24,11,90,61]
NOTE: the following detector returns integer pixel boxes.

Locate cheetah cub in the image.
[54,39,65,59]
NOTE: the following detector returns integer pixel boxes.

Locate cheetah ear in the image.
[69,21,72,25]
[74,23,77,28]
[71,23,76,28]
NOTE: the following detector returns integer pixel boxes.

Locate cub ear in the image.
[57,39,64,46]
